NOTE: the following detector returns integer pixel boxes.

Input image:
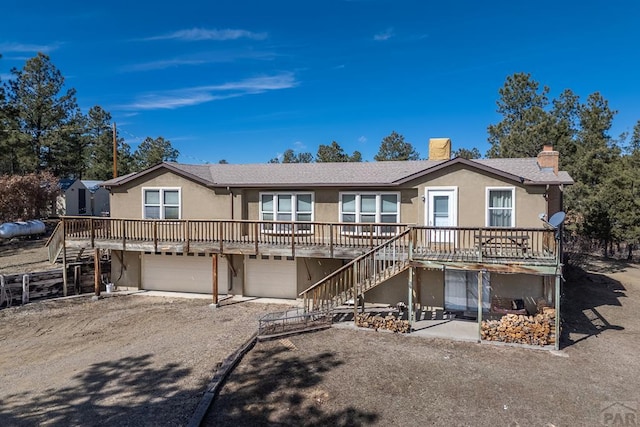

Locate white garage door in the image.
[244,255,296,299]
[142,253,229,294]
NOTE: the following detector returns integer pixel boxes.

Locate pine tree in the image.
[374,131,419,161]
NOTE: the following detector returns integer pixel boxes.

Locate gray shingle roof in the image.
[102,157,574,188]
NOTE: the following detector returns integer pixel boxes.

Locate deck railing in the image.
[61,217,409,254]
[60,217,559,263]
[412,226,558,262]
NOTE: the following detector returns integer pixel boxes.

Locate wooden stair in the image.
[45,221,90,264]
[299,229,412,312]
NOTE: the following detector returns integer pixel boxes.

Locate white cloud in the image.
[358,136,367,143]
[0,42,60,53]
[120,73,298,111]
[144,28,268,42]
[123,58,208,72]
[293,141,306,150]
[373,28,394,41]
[123,50,277,72]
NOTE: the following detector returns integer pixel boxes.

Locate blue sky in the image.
[1,0,639,164]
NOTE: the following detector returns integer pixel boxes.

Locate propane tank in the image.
[0,220,46,239]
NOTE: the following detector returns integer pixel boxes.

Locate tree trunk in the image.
[628,243,634,261]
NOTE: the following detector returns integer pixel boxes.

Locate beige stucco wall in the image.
[364,270,409,305]
[296,257,345,294]
[108,164,555,227]
[363,268,445,307]
[111,250,141,289]
[226,254,244,295]
[409,164,548,228]
[242,167,548,227]
[490,273,544,314]
[245,188,419,223]
[416,268,445,309]
[109,170,232,219]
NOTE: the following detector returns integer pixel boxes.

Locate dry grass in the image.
[206,260,640,426]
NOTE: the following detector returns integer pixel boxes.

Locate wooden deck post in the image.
[555,272,561,351]
[185,220,190,254]
[90,217,95,248]
[329,224,334,258]
[212,254,218,306]
[477,270,483,343]
[62,219,67,297]
[94,248,101,297]
[408,266,414,331]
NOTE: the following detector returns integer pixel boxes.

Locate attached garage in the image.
[142,253,229,294]
[244,255,297,299]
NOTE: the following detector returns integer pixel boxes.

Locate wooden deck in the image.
[59,217,560,267]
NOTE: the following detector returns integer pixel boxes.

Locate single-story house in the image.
[51,139,573,348]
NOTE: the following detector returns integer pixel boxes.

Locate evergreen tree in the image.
[453,147,481,159]
[84,106,134,180]
[0,58,22,174]
[133,136,179,170]
[5,53,80,176]
[487,73,554,158]
[374,131,419,161]
[566,93,619,255]
[282,148,313,163]
[316,141,362,162]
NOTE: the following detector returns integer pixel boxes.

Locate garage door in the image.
[142,253,229,294]
[244,255,296,299]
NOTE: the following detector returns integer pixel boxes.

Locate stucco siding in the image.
[490,273,544,314]
[111,250,141,289]
[109,170,231,219]
[296,257,344,295]
[411,164,548,228]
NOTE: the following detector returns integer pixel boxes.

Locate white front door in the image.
[426,188,457,242]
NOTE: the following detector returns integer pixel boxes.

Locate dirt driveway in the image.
[206,259,640,426]
[0,294,291,426]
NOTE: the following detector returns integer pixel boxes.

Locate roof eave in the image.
[102,163,213,188]
[394,157,526,185]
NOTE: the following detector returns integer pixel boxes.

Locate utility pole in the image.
[112,122,118,179]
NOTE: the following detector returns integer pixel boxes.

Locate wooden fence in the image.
[0,261,109,308]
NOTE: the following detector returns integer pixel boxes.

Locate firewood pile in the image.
[355,313,410,333]
[481,307,556,346]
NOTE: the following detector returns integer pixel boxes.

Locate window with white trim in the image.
[340,192,400,235]
[260,192,313,233]
[143,188,180,219]
[486,187,515,227]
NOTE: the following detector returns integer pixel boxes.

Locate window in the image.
[340,192,400,235]
[143,188,180,219]
[260,192,313,233]
[486,187,515,227]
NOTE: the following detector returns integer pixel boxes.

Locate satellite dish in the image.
[548,211,566,229]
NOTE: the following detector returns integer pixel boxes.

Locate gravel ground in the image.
[206,259,640,426]
[0,295,292,426]
[3,237,639,426]
[0,238,56,274]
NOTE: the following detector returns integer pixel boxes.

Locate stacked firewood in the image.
[481,308,556,346]
[355,313,410,333]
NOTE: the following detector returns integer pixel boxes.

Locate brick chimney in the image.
[428,138,451,160]
[537,145,559,175]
